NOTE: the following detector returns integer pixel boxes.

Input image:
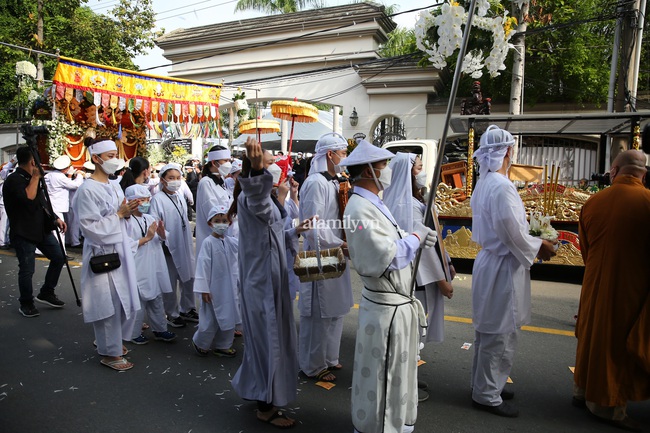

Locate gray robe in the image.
[231,171,299,407]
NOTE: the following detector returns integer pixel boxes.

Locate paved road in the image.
[0,248,648,433]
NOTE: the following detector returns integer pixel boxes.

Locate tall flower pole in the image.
[411,0,480,291]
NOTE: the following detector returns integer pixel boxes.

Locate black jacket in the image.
[3,167,56,243]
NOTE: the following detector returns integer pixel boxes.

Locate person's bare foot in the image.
[257,408,295,429]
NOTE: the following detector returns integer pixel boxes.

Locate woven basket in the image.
[293,247,346,283]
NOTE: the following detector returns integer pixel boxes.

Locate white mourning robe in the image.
[298,172,353,375]
[344,190,424,433]
[412,199,447,343]
[45,171,83,215]
[469,171,541,405]
[231,171,299,407]
[470,171,541,334]
[72,179,140,325]
[65,189,82,246]
[127,213,173,300]
[194,234,240,330]
[195,175,231,256]
[283,198,301,301]
[149,190,195,283]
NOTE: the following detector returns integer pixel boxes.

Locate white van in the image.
[381,139,439,190]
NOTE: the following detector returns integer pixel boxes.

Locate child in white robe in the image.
[149,163,197,328]
[191,204,239,357]
[124,185,177,345]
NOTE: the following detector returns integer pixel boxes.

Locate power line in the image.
[140,3,444,71]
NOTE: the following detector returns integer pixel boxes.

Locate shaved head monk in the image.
[574,149,650,432]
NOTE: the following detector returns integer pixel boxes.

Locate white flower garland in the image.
[31,118,85,163]
[415,0,520,78]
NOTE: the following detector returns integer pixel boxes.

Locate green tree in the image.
[379,27,417,58]
[0,0,162,123]
[234,0,325,14]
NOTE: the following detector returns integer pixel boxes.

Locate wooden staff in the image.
[543,163,548,215]
[548,163,555,215]
[551,164,560,216]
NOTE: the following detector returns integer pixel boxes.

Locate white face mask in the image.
[97,157,124,175]
[329,153,345,174]
[368,163,392,190]
[211,223,229,236]
[217,161,232,178]
[268,163,282,185]
[414,171,427,189]
[165,180,182,192]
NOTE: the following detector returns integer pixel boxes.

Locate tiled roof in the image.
[156,2,396,47]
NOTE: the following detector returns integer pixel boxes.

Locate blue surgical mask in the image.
[138,202,150,214]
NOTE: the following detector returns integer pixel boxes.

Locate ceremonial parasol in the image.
[271,98,318,162]
[238,118,281,143]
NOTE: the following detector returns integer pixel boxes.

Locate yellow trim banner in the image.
[52,56,221,107]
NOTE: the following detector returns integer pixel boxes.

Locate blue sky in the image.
[85,0,435,74]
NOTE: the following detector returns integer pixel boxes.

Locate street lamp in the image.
[349,107,358,127]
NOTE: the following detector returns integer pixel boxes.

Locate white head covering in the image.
[473,125,515,177]
[89,139,117,155]
[208,149,231,162]
[308,132,348,175]
[339,139,394,168]
[52,155,71,170]
[230,158,242,174]
[124,184,151,200]
[159,162,182,177]
[383,153,417,232]
[82,160,95,171]
[207,204,229,222]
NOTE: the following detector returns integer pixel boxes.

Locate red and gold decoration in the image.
[270,98,318,163]
[47,56,222,164]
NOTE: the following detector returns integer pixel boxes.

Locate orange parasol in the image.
[238,118,281,143]
[271,98,318,164]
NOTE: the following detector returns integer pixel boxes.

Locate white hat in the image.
[124,184,151,200]
[159,162,182,177]
[339,139,394,167]
[208,149,231,162]
[52,155,71,170]
[230,158,242,174]
[89,139,117,155]
[83,160,95,171]
[308,132,348,175]
[473,125,515,177]
[207,204,229,222]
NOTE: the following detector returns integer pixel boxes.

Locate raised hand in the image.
[245,137,264,171]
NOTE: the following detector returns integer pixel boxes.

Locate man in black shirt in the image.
[3,146,67,317]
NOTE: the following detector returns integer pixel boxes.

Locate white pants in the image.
[471,330,518,406]
[299,293,344,376]
[65,207,81,246]
[163,255,195,317]
[192,301,235,350]
[93,280,136,357]
[131,294,168,339]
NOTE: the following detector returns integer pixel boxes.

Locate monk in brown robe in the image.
[574,149,650,432]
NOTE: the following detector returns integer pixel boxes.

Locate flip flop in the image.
[100,357,133,371]
[329,364,343,370]
[234,330,243,337]
[257,409,295,429]
[306,369,336,382]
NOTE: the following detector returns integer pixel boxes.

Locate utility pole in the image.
[614,0,639,112]
[628,0,646,109]
[509,0,529,164]
[36,0,44,87]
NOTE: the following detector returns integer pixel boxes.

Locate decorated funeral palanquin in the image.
[436,183,590,267]
[40,56,222,166]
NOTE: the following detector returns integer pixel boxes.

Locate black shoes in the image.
[19,304,40,318]
[501,388,515,400]
[472,400,520,418]
[179,309,199,323]
[35,293,65,308]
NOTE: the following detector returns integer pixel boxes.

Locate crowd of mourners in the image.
[1,127,648,432]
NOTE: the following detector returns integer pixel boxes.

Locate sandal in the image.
[234,330,243,337]
[191,340,209,357]
[213,347,237,358]
[257,409,295,429]
[329,364,343,370]
[141,322,150,330]
[307,369,336,382]
[100,357,133,371]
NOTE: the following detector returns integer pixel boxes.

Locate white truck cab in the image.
[381,139,439,190]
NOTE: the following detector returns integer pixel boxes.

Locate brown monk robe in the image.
[574,150,650,431]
